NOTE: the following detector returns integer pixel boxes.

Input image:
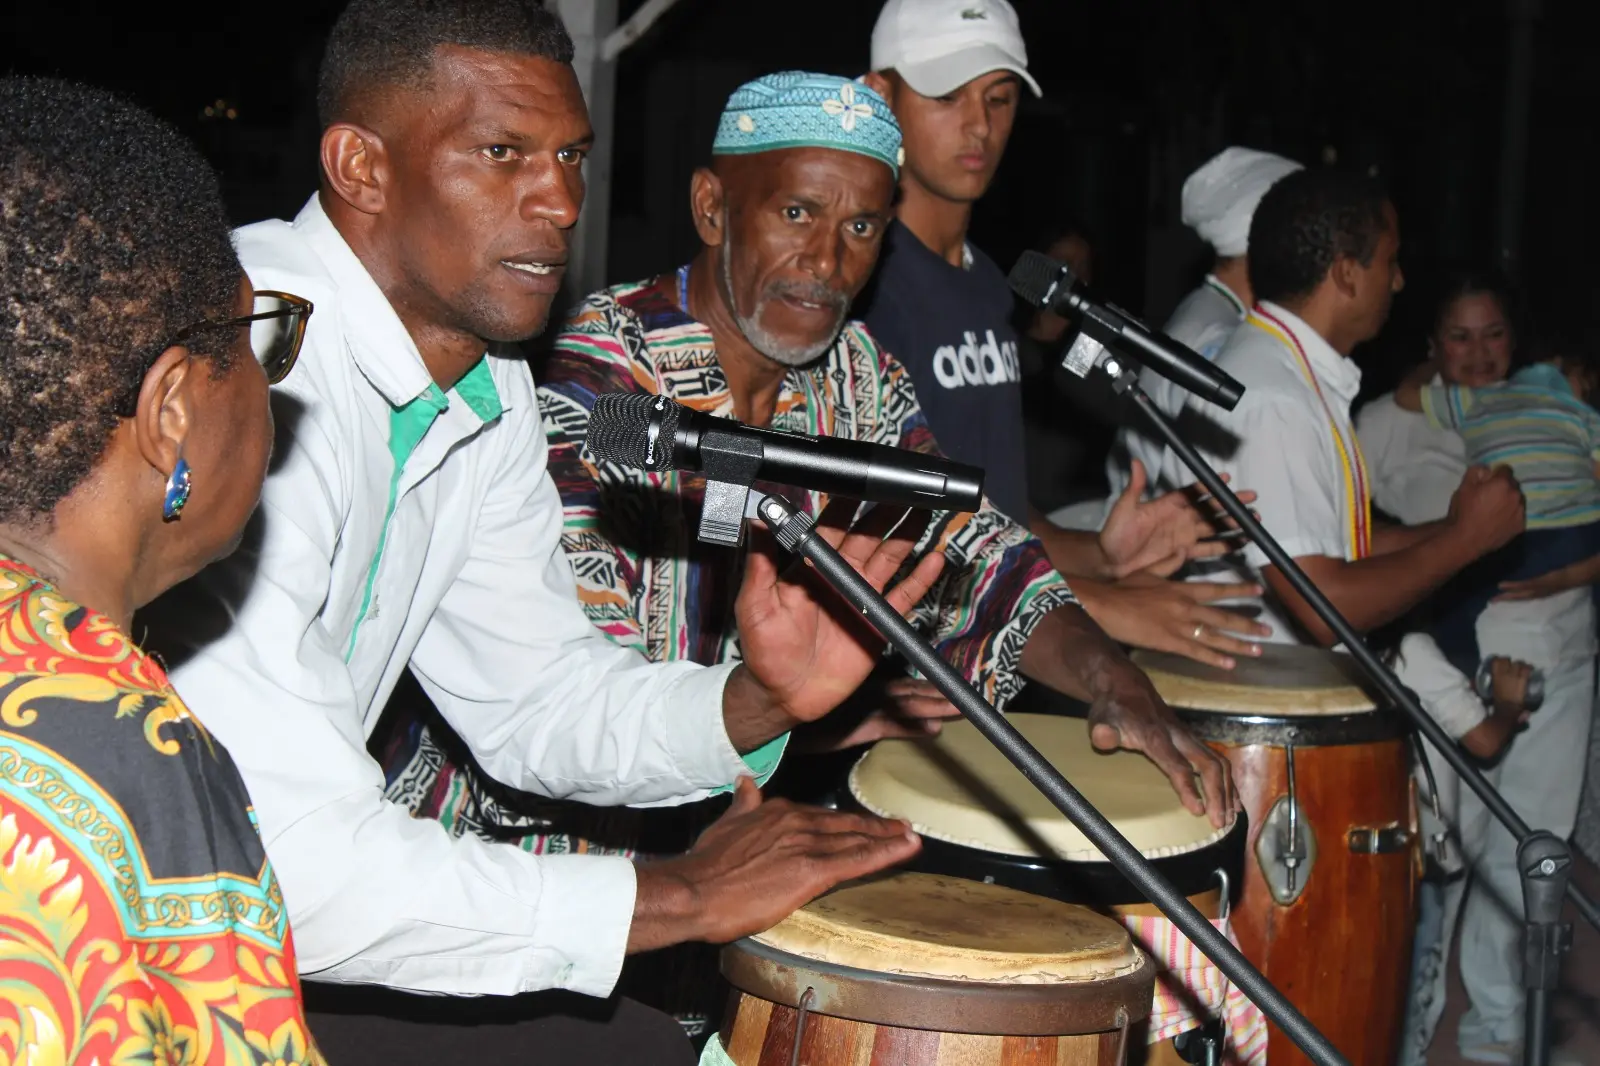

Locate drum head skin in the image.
[750,872,1142,984]
[1132,644,1378,716]
[851,715,1230,861]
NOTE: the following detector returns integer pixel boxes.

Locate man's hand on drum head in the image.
[1019,605,1237,825]
[627,777,921,953]
[1084,671,1239,828]
[1097,461,1259,581]
[725,501,945,752]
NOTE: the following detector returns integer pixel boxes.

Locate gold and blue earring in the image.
[162,456,192,521]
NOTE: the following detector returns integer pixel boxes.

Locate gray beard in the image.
[719,236,844,368]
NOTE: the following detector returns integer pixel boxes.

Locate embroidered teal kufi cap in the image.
[712,71,902,177]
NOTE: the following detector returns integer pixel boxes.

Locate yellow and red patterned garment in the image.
[0,556,323,1066]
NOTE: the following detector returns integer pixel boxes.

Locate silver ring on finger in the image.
[1192,623,1205,640]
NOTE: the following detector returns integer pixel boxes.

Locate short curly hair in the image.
[317,0,574,127]
[1248,168,1391,307]
[0,77,240,525]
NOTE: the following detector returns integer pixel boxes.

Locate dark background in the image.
[6,0,1594,420]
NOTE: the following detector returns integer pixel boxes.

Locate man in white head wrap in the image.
[1105,147,1301,502]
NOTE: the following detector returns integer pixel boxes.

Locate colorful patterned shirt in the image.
[382,268,1077,856]
[1421,362,1600,528]
[0,557,322,1066]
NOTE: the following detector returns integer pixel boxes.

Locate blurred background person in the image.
[1358,272,1595,1064]
[1108,147,1302,505]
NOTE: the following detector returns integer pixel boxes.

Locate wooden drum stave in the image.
[714,872,1155,1065]
[1133,644,1420,1066]
[848,714,1253,1064]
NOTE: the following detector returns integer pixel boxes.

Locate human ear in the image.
[861,71,893,104]
[690,167,727,248]
[131,347,196,485]
[1329,256,1361,301]
[321,123,388,216]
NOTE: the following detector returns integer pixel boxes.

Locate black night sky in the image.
[6,0,1596,417]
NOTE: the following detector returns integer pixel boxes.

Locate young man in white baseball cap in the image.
[858,0,1038,530]
[858,0,1271,673]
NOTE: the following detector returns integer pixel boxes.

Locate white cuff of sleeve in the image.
[525,854,638,998]
[657,661,750,788]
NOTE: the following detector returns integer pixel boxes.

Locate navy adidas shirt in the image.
[858,220,1030,523]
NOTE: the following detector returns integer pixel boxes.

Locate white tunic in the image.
[1107,276,1247,504]
[1159,302,1365,644]
[156,198,764,999]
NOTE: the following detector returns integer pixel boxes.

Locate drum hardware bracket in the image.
[1174,1019,1225,1066]
[1112,1007,1130,1066]
[789,987,816,1066]
[1283,739,1303,895]
[1212,867,1231,922]
[1411,737,1455,865]
[1255,794,1317,906]
[751,488,1351,1066]
[1347,825,1411,855]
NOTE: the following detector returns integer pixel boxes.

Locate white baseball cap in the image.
[871,0,1042,99]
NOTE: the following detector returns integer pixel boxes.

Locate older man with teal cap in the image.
[385,70,1233,1055]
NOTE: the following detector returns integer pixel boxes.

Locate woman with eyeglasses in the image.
[0,78,318,1064]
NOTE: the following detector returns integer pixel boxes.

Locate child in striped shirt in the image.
[1395,344,1600,677]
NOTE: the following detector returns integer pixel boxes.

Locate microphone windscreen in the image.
[585,392,684,469]
[1007,250,1066,309]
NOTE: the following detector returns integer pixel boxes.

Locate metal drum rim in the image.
[1174,707,1414,746]
[909,815,1248,907]
[721,937,1155,1036]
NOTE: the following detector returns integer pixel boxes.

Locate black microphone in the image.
[1008,250,1245,411]
[585,392,984,518]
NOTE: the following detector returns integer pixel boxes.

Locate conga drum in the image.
[849,714,1255,1064]
[1132,645,1419,1066]
[712,872,1155,1065]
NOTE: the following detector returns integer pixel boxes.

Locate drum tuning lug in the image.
[1254,740,1315,903]
[1255,793,1317,905]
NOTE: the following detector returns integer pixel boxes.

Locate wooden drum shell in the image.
[1187,721,1418,1066]
[718,994,1128,1066]
[717,938,1155,1066]
[1131,645,1422,1066]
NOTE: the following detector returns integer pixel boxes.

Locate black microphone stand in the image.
[1087,356,1589,1066]
[742,490,1351,1066]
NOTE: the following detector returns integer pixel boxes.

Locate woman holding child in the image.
[1357,272,1595,1066]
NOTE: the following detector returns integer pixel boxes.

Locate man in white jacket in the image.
[143,2,940,1062]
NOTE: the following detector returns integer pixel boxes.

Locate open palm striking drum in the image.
[849,714,1251,1063]
[715,872,1155,1065]
[1133,644,1419,1066]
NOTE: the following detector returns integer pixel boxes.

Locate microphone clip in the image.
[1062,331,1139,395]
[696,428,765,546]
